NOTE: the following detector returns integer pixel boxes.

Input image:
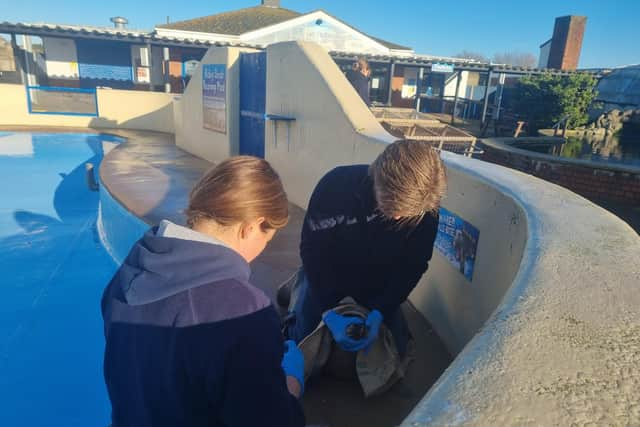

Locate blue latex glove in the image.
[323,310,383,352]
[281,340,304,394]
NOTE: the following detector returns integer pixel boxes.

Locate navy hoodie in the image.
[301,165,439,320]
[102,221,305,427]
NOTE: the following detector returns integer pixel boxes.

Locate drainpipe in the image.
[146,43,153,91]
[163,47,170,93]
[439,71,446,113]
[416,67,424,113]
[20,35,37,87]
[451,71,462,125]
[481,67,492,125]
[10,33,25,85]
[494,72,505,120]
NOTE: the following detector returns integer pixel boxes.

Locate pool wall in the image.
[481,137,640,206]
[0,83,176,134]
[97,175,149,265]
[173,41,640,425]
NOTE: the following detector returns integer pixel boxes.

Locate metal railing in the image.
[26,85,99,117]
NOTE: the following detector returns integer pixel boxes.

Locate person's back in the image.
[102,157,305,427]
[286,141,446,356]
[300,164,439,318]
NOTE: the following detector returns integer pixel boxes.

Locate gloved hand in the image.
[281,340,304,395]
[322,310,383,352]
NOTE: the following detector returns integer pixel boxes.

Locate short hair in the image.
[369,140,447,225]
[186,156,289,230]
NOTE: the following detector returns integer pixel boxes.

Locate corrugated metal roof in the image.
[331,51,594,75]
[0,21,263,49]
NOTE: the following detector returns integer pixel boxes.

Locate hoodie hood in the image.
[118,221,251,306]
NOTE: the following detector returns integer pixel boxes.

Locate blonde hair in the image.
[186,156,289,230]
[369,140,446,225]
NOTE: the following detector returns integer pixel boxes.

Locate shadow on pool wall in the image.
[0,133,125,281]
[1,133,106,248]
[168,41,640,425]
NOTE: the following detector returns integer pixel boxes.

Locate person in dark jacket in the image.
[282,140,447,356]
[346,58,371,105]
[102,156,305,427]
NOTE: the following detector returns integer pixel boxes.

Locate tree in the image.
[511,73,598,132]
[493,52,538,68]
[454,50,490,63]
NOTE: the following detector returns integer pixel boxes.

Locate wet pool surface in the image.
[0,132,122,427]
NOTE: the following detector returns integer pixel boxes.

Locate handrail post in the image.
[481,67,492,126]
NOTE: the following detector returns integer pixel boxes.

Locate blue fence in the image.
[26,85,99,117]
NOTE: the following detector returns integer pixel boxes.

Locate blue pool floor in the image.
[0,132,122,426]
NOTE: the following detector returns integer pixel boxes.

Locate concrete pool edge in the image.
[403,150,640,426]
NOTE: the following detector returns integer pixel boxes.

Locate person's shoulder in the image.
[311,165,369,203]
[321,164,369,183]
[413,210,440,237]
[181,278,273,326]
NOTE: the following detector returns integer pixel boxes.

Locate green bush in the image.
[511,73,598,133]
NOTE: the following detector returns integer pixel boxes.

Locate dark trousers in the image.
[285,269,411,356]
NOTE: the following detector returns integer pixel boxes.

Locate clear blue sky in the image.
[3,0,638,68]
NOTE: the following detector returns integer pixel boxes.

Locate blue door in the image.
[239,52,266,157]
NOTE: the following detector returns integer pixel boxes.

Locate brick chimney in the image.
[261,0,280,7]
[547,16,587,70]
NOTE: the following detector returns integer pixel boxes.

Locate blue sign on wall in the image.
[432,63,454,73]
[435,208,480,281]
[202,64,227,133]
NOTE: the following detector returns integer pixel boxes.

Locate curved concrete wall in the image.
[403,154,640,426]
[261,42,640,425]
[265,42,395,208]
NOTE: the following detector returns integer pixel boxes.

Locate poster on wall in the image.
[202,64,227,134]
[136,67,150,83]
[434,208,480,281]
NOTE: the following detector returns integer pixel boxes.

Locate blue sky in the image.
[3,0,638,68]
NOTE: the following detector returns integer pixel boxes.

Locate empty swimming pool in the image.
[0,131,123,427]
